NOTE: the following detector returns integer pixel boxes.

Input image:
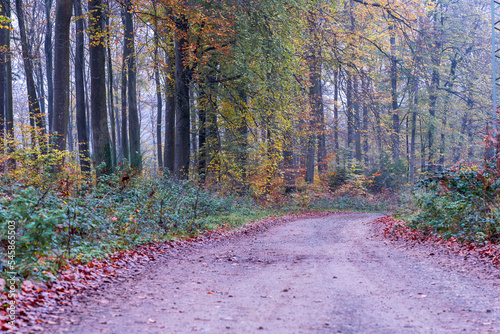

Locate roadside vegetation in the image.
[0,140,402,284]
[397,157,500,245]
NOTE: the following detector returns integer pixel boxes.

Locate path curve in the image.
[39,213,500,333]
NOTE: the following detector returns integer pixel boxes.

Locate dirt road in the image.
[40,213,500,333]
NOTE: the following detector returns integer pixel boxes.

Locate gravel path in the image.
[39,213,500,333]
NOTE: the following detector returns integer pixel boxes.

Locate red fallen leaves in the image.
[373,215,500,266]
[1,210,340,331]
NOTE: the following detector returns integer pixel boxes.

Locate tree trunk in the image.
[346,71,354,160]
[120,8,129,163]
[362,74,369,167]
[174,15,191,179]
[237,87,249,184]
[125,0,141,171]
[333,68,339,164]
[52,0,73,153]
[67,101,73,152]
[89,0,112,173]
[73,0,90,172]
[305,13,322,183]
[15,0,45,145]
[105,13,117,167]
[317,73,326,173]
[198,85,207,181]
[428,67,440,167]
[45,0,54,132]
[354,77,362,162]
[389,19,399,162]
[3,0,14,169]
[164,42,175,174]
[0,2,6,155]
[154,29,163,171]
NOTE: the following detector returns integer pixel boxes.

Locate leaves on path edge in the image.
[373,216,500,266]
[1,210,338,331]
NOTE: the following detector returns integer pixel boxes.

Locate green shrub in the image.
[410,163,500,243]
[325,168,349,192]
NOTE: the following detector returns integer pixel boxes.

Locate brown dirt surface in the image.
[25,212,500,333]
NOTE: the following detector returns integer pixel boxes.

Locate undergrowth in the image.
[406,160,500,244]
[0,134,399,284]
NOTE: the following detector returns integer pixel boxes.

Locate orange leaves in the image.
[373,216,500,267]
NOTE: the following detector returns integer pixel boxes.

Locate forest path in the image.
[40,213,500,333]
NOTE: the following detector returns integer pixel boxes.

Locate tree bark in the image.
[45,0,54,132]
[362,74,369,167]
[346,71,354,160]
[2,0,14,169]
[105,13,117,167]
[354,77,362,162]
[389,18,399,162]
[0,2,6,155]
[198,85,207,181]
[73,0,90,172]
[89,0,112,173]
[164,42,175,174]
[125,0,141,171]
[154,28,163,171]
[333,68,339,164]
[52,0,73,153]
[120,8,129,163]
[174,15,190,179]
[15,0,45,145]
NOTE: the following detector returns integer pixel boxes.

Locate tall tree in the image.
[153,16,162,171]
[164,43,175,174]
[174,14,190,179]
[89,0,112,173]
[105,12,117,166]
[2,0,13,168]
[52,0,72,153]
[388,13,399,162]
[124,0,141,170]
[0,1,6,154]
[120,6,129,163]
[45,0,54,131]
[15,0,45,144]
[73,0,90,172]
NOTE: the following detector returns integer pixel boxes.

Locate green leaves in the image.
[411,162,500,243]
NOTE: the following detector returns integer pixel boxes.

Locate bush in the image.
[325,168,349,192]
[368,156,408,192]
[410,162,500,243]
[0,152,241,280]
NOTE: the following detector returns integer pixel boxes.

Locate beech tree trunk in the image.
[89,0,112,173]
[120,8,129,163]
[105,13,117,167]
[2,0,13,169]
[0,2,6,154]
[174,15,191,179]
[333,68,339,164]
[198,85,207,181]
[15,0,45,144]
[362,74,369,167]
[164,44,175,174]
[125,0,141,171]
[45,0,54,131]
[389,19,399,162]
[346,72,354,160]
[154,28,163,171]
[73,0,90,172]
[52,0,72,153]
[354,77,362,162]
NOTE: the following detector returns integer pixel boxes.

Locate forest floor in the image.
[21,212,500,333]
